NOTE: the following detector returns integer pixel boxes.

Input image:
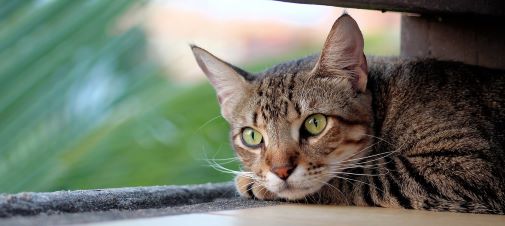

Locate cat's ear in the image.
[190,45,250,119]
[314,14,368,93]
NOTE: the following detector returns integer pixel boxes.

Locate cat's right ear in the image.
[190,45,250,119]
[313,14,368,93]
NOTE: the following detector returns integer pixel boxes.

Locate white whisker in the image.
[328,171,386,177]
[331,174,385,193]
[194,115,223,134]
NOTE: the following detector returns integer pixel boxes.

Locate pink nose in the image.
[271,165,295,180]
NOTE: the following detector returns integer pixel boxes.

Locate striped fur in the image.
[192,15,505,214]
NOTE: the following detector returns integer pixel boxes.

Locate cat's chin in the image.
[274,184,322,200]
[277,188,315,200]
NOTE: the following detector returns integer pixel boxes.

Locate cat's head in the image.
[191,14,373,200]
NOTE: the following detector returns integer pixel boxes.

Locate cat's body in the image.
[191,15,505,214]
[294,55,505,213]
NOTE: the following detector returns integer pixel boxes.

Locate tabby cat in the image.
[191,14,505,214]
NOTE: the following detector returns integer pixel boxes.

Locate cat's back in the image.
[368,57,505,168]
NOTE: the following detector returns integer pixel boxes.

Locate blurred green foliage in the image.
[0,0,237,193]
[364,31,399,56]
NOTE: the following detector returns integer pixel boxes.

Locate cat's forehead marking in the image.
[245,55,318,127]
[255,73,301,122]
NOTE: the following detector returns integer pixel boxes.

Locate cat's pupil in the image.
[310,118,318,128]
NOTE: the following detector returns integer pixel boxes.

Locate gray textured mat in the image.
[0,182,279,225]
[0,197,278,226]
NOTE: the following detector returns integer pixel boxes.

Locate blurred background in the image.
[0,0,399,193]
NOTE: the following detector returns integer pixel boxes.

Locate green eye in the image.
[304,114,327,135]
[242,127,263,147]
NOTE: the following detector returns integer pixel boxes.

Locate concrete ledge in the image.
[0,182,239,218]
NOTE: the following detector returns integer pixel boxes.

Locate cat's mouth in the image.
[264,168,329,200]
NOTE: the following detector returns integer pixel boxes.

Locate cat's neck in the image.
[366,56,403,147]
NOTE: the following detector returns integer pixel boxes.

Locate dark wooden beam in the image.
[275,0,505,17]
[401,15,505,69]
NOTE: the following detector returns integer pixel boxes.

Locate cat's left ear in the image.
[190,45,251,120]
[314,14,368,93]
